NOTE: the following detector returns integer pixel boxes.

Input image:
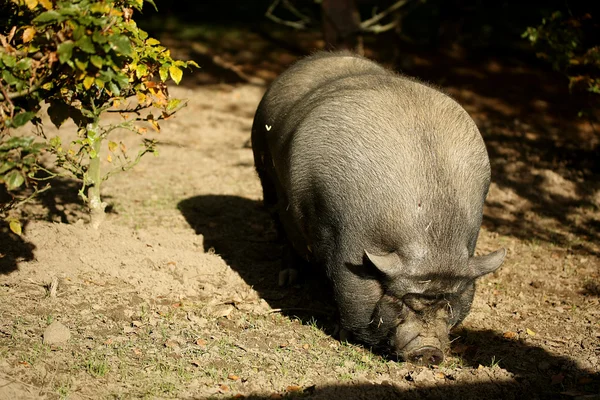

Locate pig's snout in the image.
[401,336,445,366]
[406,346,444,366]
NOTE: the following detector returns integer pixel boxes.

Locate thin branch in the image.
[360,0,412,32]
[105,102,149,115]
[266,0,309,30]
[102,141,155,182]
[282,0,311,24]
[364,21,398,34]
[0,183,51,214]
[0,83,42,101]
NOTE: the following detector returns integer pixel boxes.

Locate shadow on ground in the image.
[0,220,35,275]
[178,194,337,330]
[0,175,113,274]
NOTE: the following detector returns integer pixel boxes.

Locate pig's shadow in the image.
[178,195,337,329]
[178,195,600,397]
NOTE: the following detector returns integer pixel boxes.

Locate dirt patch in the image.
[1,40,599,399]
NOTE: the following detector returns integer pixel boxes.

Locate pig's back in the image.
[283,73,490,255]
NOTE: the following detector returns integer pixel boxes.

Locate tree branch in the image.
[266,0,309,30]
[360,0,412,32]
[0,83,42,101]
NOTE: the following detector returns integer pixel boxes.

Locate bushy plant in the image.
[0,0,197,230]
[523,11,599,96]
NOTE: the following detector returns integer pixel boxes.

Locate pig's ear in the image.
[364,250,401,275]
[467,248,506,278]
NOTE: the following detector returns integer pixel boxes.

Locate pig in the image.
[251,51,505,365]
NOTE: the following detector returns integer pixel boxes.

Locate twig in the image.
[360,0,412,33]
[265,0,309,30]
[281,0,311,24]
[265,307,333,316]
[102,141,155,182]
[0,83,42,101]
[48,276,59,298]
[0,183,52,214]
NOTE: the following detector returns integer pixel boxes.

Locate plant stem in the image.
[86,122,106,229]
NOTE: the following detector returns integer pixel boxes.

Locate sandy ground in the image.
[1,45,599,399]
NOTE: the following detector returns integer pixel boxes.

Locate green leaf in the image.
[114,72,129,89]
[76,36,96,53]
[110,35,132,56]
[167,98,181,111]
[16,58,33,70]
[0,137,35,151]
[145,0,158,11]
[146,38,160,46]
[92,30,108,44]
[32,10,63,24]
[11,112,36,127]
[169,65,182,84]
[57,41,75,64]
[5,170,25,190]
[135,63,148,79]
[49,136,62,148]
[107,81,120,96]
[1,53,16,68]
[2,70,20,86]
[75,58,88,71]
[159,64,169,82]
[90,55,103,68]
[0,162,16,175]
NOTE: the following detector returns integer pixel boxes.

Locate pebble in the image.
[43,321,71,345]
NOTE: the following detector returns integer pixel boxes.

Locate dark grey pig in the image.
[251,51,505,365]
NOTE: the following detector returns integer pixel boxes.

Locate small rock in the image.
[43,321,71,345]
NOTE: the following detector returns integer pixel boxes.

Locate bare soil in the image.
[1,27,599,399]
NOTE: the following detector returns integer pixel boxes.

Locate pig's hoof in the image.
[278,268,299,287]
[407,346,444,366]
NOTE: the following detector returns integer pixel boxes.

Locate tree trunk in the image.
[86,122,106,229]
[321,0,363,54]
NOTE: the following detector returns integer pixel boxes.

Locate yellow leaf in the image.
[9,220,22,235]
[169,65,183,84]
[22,27,36,43]
[150,119,160,132]
[83,76,94,90]
[137,92,147,104]
[108,141,117,152]
[112,99,120,108]
[38,0,52,10]
[25,0,38,10]
[107,154,112,163]
[137,127,148,134]
[526,328,536,336]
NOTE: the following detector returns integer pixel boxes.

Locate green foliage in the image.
[523,11,599,95]
[0,0,198,227]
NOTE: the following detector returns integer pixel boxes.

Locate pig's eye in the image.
[402,293,443,312]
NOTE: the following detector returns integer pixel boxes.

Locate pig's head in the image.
[363,248,506,365]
